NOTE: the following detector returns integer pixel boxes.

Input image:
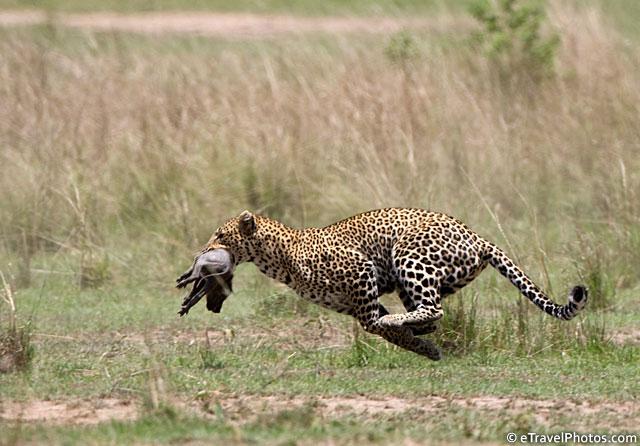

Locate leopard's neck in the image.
[247,216,299,286]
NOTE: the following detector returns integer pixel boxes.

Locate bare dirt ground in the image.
[0,10,470,38]
[203,393,640,431]
[611,328,640,346]
[1,398,136,425]
[2,393,638,429]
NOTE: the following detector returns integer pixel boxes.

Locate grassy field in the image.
[1,0,639,444]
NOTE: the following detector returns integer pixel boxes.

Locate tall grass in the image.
[0,3,638,335]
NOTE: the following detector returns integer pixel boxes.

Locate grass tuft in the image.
[0,325,34,374]
[0,272,34,373]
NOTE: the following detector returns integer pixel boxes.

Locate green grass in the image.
[1,269,638,443]
[1,264,638,404]
[594,0,640,41]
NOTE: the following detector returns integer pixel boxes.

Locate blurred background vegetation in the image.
[1,0,638,296]
[0,1,638,442]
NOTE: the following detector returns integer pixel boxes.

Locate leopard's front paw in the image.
[418,338,442,360]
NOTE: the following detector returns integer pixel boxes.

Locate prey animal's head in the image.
[176,211,257,316]
[176,248,234,316]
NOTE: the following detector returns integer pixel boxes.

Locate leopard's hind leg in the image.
[351,262,441,360]
[378,285,444,330]
[396,289,438,335]
[378,299,436,336]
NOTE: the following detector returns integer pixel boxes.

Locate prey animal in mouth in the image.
[176,248,234,316]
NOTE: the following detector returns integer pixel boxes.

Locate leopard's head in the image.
[207,210,257,265]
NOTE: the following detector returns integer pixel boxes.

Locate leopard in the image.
[199,208,587,360]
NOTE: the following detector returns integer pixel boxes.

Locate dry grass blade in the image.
[0,271,16,332]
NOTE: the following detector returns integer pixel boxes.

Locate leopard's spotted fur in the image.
[204,208,587,360]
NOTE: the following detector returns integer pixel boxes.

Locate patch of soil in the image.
[453,395,639,429]
[611,328,640,346]
[198,392,640,430]
[0,398,136,425]
[2,393,638,430]
[0,10,471,38]
[0,10,44,26]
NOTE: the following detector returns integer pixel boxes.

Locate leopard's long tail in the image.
[485,242,587,320]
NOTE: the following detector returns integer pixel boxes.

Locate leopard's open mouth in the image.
[176,249,234,316]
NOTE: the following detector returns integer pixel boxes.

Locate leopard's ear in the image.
[238,210,256,237]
